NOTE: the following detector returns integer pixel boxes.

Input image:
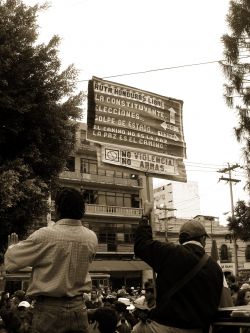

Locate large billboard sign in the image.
[87,77,187,181]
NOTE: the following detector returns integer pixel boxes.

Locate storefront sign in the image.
[220,263,235,274]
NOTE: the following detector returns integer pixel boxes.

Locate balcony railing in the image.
[85,204,143,218]
[60,170,141,187]
[50,202,142,218]
[96,243,133,253]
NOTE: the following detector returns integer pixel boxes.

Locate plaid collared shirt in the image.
[5,219,98,297]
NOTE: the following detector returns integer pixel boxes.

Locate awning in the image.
[89,260,151,272]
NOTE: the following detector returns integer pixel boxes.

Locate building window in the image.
[117,233,124,242]
[98,192,133,207]
[131,194,140,208]
[80,158,97,174]
[98,232,116,252]
[124,233,135,243]
[65,157,75,172]
[245,245,250,262]
[220,244,229,262]
[82,190,98,204]
[80,130,90,145]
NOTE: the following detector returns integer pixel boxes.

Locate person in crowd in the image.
[113,300,135,333]
[15,301,33,333]
[133,201,223,333]
[86,288,103,309]
[143,282,155,310]
[4,187,98,333]
[117,286,128,298]
[230,283,240,305]
[102,295,116,308]
[0,293,9,309]
[134,281,155,309]
[0,294,19,332]
[12,292,25,306]
[133,280,156,328]
[0,297,30,333]
[240,283,250,290]
[88,307,118,333]
[226,274,236,289]
[235,288,250,306]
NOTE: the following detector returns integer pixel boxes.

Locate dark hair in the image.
[55,187,85,219]
[144,281,154,293]
[92,308,118,333]
[112,301,127,313]
[230,283,239,293]
[235,288,250,306]
[226,274,236,284]
[179,233,204,245]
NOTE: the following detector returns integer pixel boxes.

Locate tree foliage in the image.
[227,200,250,241]
[221,0,250,190]
[0,0,84,251]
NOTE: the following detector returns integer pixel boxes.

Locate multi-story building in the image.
[53,122,154,289]
[154,181,201,223]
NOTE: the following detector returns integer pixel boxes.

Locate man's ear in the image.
[55,204,60,220]
[201,235,207,247]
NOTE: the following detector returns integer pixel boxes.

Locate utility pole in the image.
[156,206,176,240]
[218,163,241,277]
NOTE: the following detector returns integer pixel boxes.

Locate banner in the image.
[101,145,187,182]
[87,77,187,181]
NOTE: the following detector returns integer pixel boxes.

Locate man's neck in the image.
[182,240,204,248]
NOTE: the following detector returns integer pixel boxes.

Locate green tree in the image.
[227,200,250,241]
[221,0,250,190]
[0,0,84,254]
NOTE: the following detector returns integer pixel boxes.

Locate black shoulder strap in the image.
[165,253,210,300]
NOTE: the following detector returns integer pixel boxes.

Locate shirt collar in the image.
[56,219,83,226]
[182,240,204,248]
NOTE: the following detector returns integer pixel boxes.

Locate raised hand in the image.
[144,200,153,216]
[8,233,19,247]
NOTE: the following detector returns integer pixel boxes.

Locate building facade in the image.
[154,181,201,221]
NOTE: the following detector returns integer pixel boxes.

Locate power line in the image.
[186,169,220,173]
[185,161,228,167]
[76,55,250,82]
[77,60,219,82]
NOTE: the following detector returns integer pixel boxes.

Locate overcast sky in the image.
[23,0,249,224]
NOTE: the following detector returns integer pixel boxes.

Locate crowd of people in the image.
[2,187,244,333]
[1,277,250,333]
[226,274,250,306]
[0,283,156,333]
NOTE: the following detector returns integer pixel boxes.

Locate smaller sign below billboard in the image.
[101,145,187,182]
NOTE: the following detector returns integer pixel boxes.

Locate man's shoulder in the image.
[28,226,54,241]
[83,226,97,236]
